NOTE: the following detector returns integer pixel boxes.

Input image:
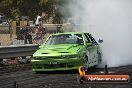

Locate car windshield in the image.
[45,34,84,45]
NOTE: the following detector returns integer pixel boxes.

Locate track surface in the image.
[0,65,132,88]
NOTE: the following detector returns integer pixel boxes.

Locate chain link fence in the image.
[0,23,74,46]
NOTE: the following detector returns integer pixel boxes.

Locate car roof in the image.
[52,32,88,35]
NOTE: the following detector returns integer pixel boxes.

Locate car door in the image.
[84,33,98,66]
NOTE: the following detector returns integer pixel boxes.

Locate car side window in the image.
[84,33,91,43]
[86,33,98,45]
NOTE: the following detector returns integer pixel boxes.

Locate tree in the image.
[0,0,65,23]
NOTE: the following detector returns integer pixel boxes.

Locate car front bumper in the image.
[31,58,82,72]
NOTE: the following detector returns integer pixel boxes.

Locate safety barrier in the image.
[0,44,39,59]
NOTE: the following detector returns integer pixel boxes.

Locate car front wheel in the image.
[83,55,89,71]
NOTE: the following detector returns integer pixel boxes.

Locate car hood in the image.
[33,44,83,56]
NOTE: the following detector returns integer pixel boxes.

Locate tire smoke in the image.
[61,0,132,67]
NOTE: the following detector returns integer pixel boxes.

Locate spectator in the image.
[56,24,62,33]
[35,13,42,26]
[33,25,43,44]
[21,26,33,44]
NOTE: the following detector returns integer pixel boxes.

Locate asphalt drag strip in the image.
[0,65,132,88]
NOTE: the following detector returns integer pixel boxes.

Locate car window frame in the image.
[84,33,91,43]
[85,33,98,45]
[45,34,85,45]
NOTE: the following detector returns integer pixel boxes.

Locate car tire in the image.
[84,55,89,71]
[97,52,102,63]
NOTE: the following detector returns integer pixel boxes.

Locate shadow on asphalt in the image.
[35,69,79,74]
[34,67,104,74]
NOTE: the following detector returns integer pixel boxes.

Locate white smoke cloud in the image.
[61,0,132,67]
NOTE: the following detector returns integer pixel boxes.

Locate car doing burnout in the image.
[31,32,102,72]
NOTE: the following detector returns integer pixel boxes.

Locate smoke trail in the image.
[61,0,132,67]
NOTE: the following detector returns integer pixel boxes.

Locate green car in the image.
[31,32,102,72]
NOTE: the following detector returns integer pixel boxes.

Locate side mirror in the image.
[98,39,103,43]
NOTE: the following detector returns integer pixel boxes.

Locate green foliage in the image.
[0,0,65,23]
[10,9,20,18]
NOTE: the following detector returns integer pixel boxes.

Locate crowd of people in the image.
[15,13,63,45]
[16,13,46,44]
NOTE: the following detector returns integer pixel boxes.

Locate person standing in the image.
[20,25,33,44]
[35,13,42,26]
[33,25,43,44]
